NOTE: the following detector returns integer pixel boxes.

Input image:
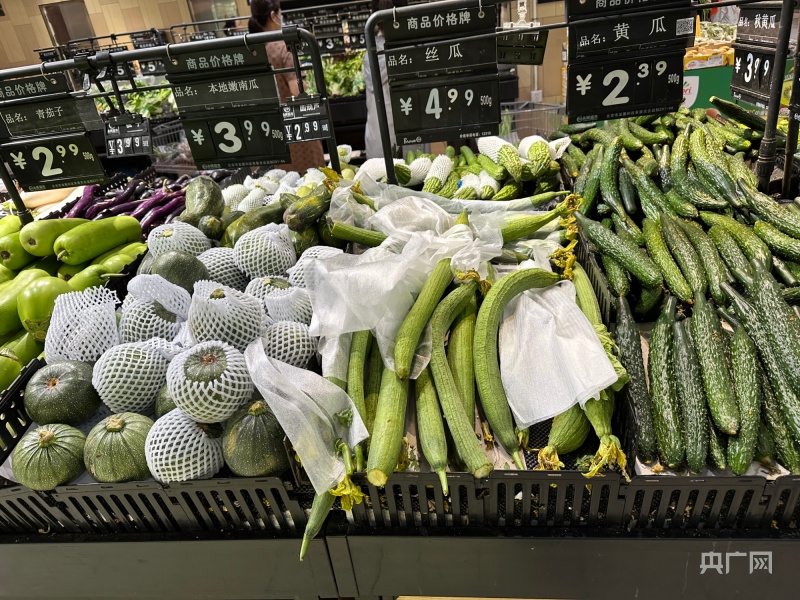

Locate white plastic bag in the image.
[245,341,368,495]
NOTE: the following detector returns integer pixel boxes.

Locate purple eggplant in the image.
[96,200,143,219]
[66,185,99,218]
[141,194,186,233]
[130,190,169,220]
[164,202,188,224]
[84,178,143,220]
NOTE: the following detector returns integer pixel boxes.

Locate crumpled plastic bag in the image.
[498,258,617,429]
[245,340,368,495]
[307,196,503,377]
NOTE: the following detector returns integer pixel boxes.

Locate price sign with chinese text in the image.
[497,30,549,65]
[392,76,499,144]
[132,39,166,76]
[386,37,496,80]
[569,9,694,59]
[0,97,102,140]
[281,96,331,143]
[0,133,106,191]
[105,119,152,158]
[565,0,690,21]
[180,109,289,169]
[567,50,684,122]
[736,4,792,47]
[384,2,499,144]
[730,43,776,108]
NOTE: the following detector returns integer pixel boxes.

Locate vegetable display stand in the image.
[0,359,336,600]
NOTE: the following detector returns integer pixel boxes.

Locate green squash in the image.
[12,424,86,490]
[24,361,100,426]
[85,413,153,483]
[223,400,289,477]
[184,176,224,218]
[154,384,176,419]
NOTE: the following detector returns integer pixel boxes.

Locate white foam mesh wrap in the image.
[236,187,268,212]
[287,246,343,288]
[127,274,191,319]
[188,280,264,352]
[244,276,292,307]
[147,222,211,258]
[222,184,248,208]
[167,341,253,423]
[92,342,169,414]
[145,409,224,483]
[45,287,119,363]
[263,287,313,325]
[197,247,249,291]
[233,224,297,278]
[263,321,316,368]
[119,298,181,343]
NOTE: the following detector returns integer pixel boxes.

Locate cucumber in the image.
[672,133,728,209]
[613,120,644,151]
[431,281,493,478]
[689,129,740,207]
[658,145,673,192]
[755,420,777,471]
[574,156,595,196]
[740,180,800,240]
[665,189,699,218]
[708,225,753,280]
[762,371,800,474]
[728,152,758,189]
[701,211,771,267]
[672,319,708,473]
[394,258,453,379]
[580,127,616,147]
[366,367,409,486]
[616,296,657,463]
[600,220,630,297]
[579,145,604,215]
[754,220,800,262]
[599,137,626,220]
[708,417,727,470]
[635,283,663,316]
[660,213,707,295]
[330,222,387,247]
[747,265,800,400]
[648,296,684,468]
[618,168,638,215]
[300,492,336,560]
[691,294,740,435]
[627,119,669,145]
[621,157,674,222]
[675,219,730,306]
[474,268,560,467]
[575,213,662,288]
[727,325,761,475]
[415,367,449,493]
[642,218,693,303]
[364,335,383,438]
[724,283,800,449]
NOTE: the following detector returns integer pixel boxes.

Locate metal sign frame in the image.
[0,26,339,223]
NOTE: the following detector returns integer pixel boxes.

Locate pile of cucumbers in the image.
[0,214,145,390]
[564,97,800,475]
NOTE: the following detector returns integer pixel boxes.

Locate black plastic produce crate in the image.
[0,359,309,537]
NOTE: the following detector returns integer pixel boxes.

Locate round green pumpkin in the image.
[13,424,86,490]
[84,413,154,483]
[223,400,289,477]
[154,384,176,419]
[24,361,100,426]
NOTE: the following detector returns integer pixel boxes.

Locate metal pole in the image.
[782,40,800,199]
[297,28,341,172]
[0,165,32,225]
[756,0,796,191]
[364,12,397,183]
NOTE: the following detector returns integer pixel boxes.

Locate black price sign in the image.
[497,30,549,65]
[132,39,166,76]
[386,36,496,80]
[565,0,690,21]
[170,74,280,114]
[189,31,218,41]
[1,133,106,192]
[38,49,60,63]
[165,44,269,75]
[736,5,785,46]
[318,35,346,54]
[391,76,499,144]
[569,10,694,58]
[105,119,152,158]
[0,73,69,101]
[731,43,776,108]
[567,50,684,122]
[0,97,103,140]
[281,96,331,143]
[384,5,497,43]
[180,110,289,169]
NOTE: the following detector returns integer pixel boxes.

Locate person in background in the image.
[250,0,325,172]
[364,0,424,159]
[710,1,740,24]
